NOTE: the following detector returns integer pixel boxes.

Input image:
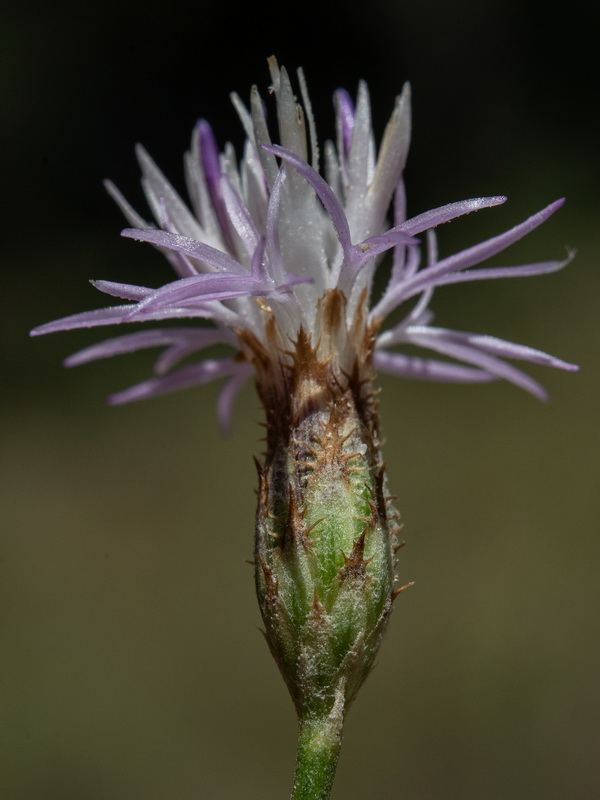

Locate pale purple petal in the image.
[369,84,411,222]
[417,198,565,275]
[334,88,354,157]
[323,140,342,200]
[297,67,319,172]
[126,305,241,325]
[136,145,204,240]
[374,199,566,318]
[390,239,421,286]
[250,85,279,187]
[352,197,507,294]
[229,91,256,147]
[198,120,235,251]
[346,81,374,197]
[264,168,287,284]
[104,180,152,230]
[426,229,438,267]
[108,357,240,405]
[423,256,571,291]
[91,280,154,301]
[339,231,420,293]
[262,144,353,256]
[404,331,550,400]
[124,260,309,318]
[359,230,419,258]
[238,139,269,229]
[153,343,205,374]
[160,250,200,279]
[121,228,246,274]
[271,65,308,162]
[393,178,407,227]
[198,120,222,193]
[219,175,260,258]
[31,302,240,336]
[64,327,233,368]
[249,236,267,281]
[31,305,138,335]
[216,361,255,435]
[405,327,579,371]
[185,124,221,238]
[128,273,266,314]
[375,350,495,383]
[398,196,507,235]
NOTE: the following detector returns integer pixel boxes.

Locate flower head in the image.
[31,59,579,762]
[31,57,577,434]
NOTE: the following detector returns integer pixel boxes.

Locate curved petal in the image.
[91,280,153,301]
[262,144,353,257]
[108,357,240,405]
[31,305,138,335]
[217,361,255,435]
[405,326,579,372]
[375,350,495,383]
[399,196,507,235]
[373,199,565,318]
[404,331,550,400]
[64,327,233,367]
[121,228,246,274]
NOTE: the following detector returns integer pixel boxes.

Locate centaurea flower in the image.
[31,58,577,800]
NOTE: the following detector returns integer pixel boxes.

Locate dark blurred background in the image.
[2,2,599,798]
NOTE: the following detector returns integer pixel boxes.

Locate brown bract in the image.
[238,288,380,454]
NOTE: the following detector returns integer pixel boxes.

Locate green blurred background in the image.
[2,2,599,798]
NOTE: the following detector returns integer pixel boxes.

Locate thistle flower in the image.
[31,57,577,800]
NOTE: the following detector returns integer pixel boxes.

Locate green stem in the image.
[290,710,345,800]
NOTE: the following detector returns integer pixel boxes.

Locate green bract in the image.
[253,299,406,722]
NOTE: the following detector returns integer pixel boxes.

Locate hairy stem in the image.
[290,711,344,800]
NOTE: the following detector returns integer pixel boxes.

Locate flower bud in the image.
[252,291,404,720]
